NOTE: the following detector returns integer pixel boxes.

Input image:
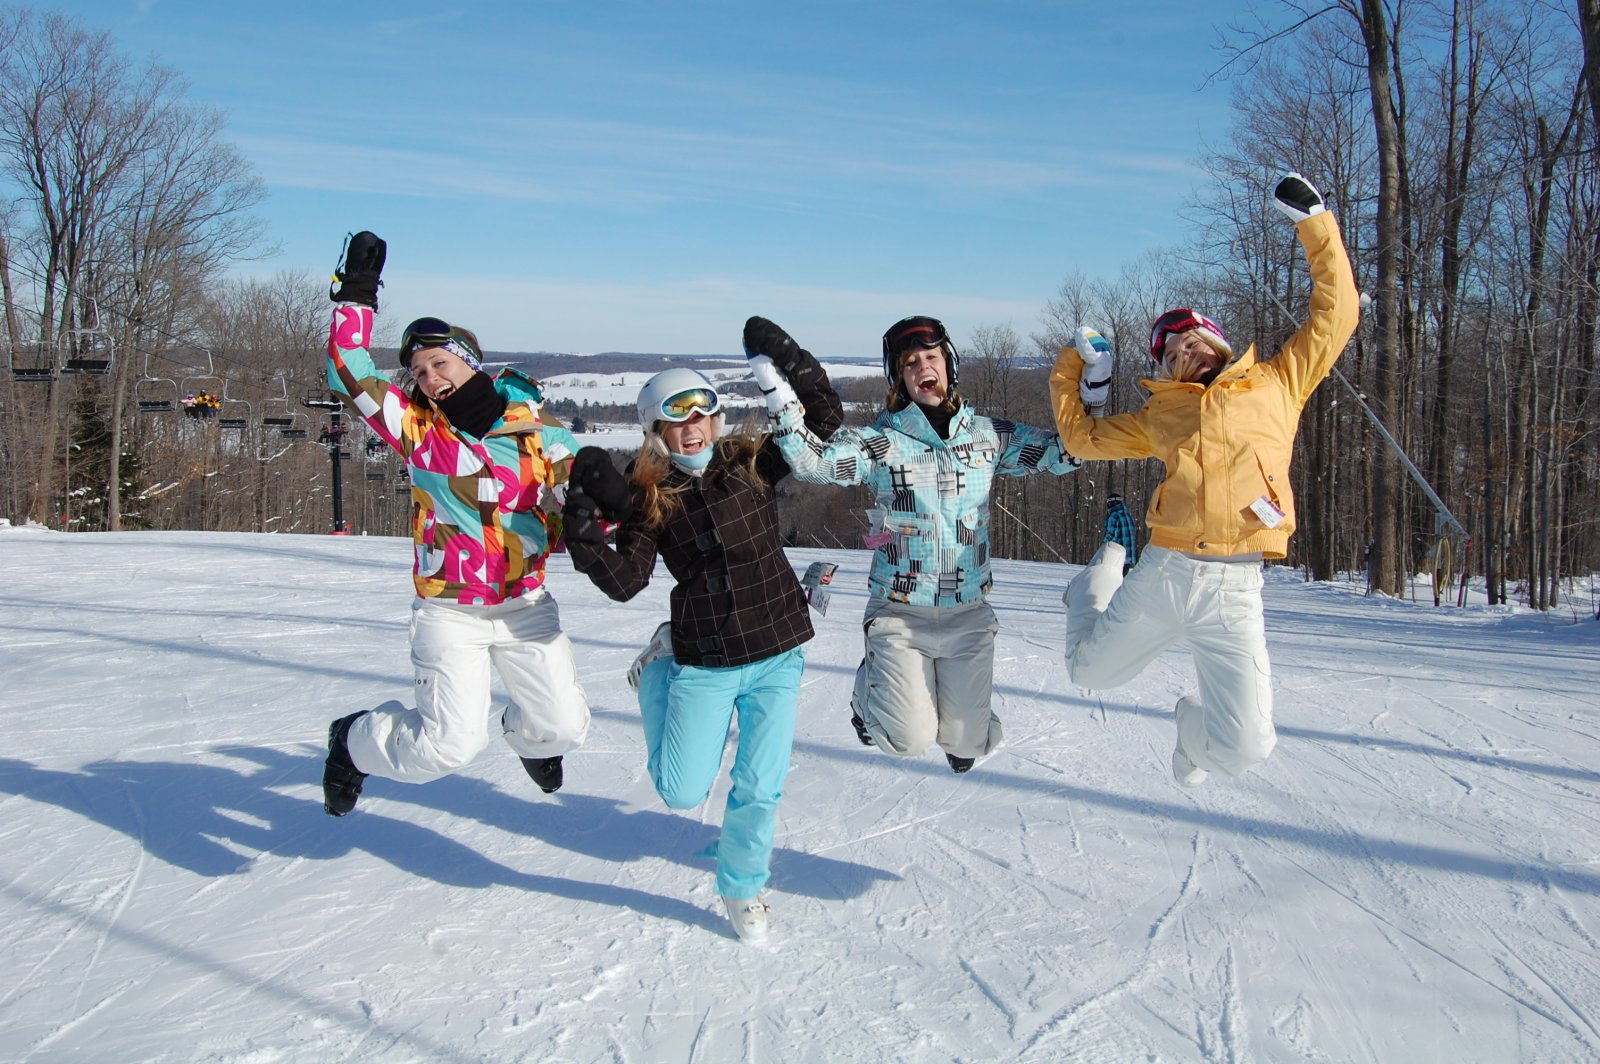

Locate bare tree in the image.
[0,9,264,528]
[1581,0,1600,131]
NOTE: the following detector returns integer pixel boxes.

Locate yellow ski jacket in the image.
[1050,212,1358,559]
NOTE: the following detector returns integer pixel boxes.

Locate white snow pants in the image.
[346,591,590,783]
[852,597,1004,760]
[1064,544,1275,777]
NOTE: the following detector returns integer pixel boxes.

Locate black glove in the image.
[1272,173,1325,223]
[742,316,827,400]
[569,446,633,523]
[330,231,387,307]
[562,490,607,545]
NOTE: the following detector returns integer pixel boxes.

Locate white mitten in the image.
[1073,327,1114,410]
[627,622,674,691]
[747,353,798,415]
[1272,171,1326,223]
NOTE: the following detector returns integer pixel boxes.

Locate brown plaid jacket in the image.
[571,387,842,667]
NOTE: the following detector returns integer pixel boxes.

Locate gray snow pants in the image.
[852,597,1004,760]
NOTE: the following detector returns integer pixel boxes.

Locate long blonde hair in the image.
[631,414,769,531]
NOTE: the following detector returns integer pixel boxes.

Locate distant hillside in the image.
[490,352,747,377]
[367,349,747,378]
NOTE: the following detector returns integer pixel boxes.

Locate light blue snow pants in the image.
[635,647,804,900]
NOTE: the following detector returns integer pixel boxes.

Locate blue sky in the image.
[68,1,1245,356]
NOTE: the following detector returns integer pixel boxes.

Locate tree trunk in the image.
[1356,0,1406,595]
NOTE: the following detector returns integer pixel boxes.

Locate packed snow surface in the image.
[2,528,1598,1062]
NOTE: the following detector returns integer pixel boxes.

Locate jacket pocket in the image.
[956,510,988,551]
[887,512,937,562]
[1240,451,1292,529]
[415,508,445,577]
[1252,452,1284,505]
[956,442,998,471]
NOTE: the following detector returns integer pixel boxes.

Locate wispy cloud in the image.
[360,270,1046,357]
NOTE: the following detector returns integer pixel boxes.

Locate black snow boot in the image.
[946,753,975,775]
[520,755,564,794]
[323,712,369,817]
[850,710,874,747]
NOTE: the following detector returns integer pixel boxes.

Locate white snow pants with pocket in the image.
[346,590,591,783]
[1064,544,1275,777]
[852,597,1004,760]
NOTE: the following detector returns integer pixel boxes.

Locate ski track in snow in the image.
[2,530,1599,1061]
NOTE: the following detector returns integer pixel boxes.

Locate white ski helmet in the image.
[636,368,724,430]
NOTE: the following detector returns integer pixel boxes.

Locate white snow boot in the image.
[1172,696,1210,787]
[721,896,772,945]
[626,622,674,691]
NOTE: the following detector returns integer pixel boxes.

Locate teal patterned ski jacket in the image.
[771,399,1080,606]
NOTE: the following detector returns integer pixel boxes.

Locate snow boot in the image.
[627,621,674,691]
[721,895,771,945]
[850,709,874,747]
[1171,745,1208,788]
[520,755,564,794]
[946,753,975,774]
[323,712,368,817]
[1171,696,1210,787]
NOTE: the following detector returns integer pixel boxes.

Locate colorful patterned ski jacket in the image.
[326,304,578,605]
[567,386,844,668]
[1049,212,1358,559]
[771,399,1080,606]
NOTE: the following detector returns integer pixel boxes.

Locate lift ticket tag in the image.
[801,561,839,614]
[1249,495,1286,529]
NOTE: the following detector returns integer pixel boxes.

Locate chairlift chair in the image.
[60,299,114,375]
[135,351,180,413]
[216,375,251,431]
[10,339,57,383]
[262,414,310,439]
[180,350,225,420]
[262,374,310,438]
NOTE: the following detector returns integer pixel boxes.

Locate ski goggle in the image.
[882,316,949,358]
[1148,309,1225,360]
[399,316,483,368]
[657,386,722,423]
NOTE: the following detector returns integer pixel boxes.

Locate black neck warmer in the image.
[916,400,954,440]
[435,371,506,438]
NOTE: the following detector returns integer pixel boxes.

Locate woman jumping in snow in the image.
[745,315,1082,775]
[561,358,841,945]
[318,231,590,817]
[1049,172,1359,787]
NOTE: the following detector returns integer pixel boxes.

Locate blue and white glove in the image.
[1073,327,1114,411]
[1272,172,1325,223]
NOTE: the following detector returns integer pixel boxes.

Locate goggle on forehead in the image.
[400,316,458,360]
[1148,309,1221,360]
[658,386,721,423]
[884,316,950,356]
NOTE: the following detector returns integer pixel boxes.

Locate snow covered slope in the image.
[2,529,1597,1061]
